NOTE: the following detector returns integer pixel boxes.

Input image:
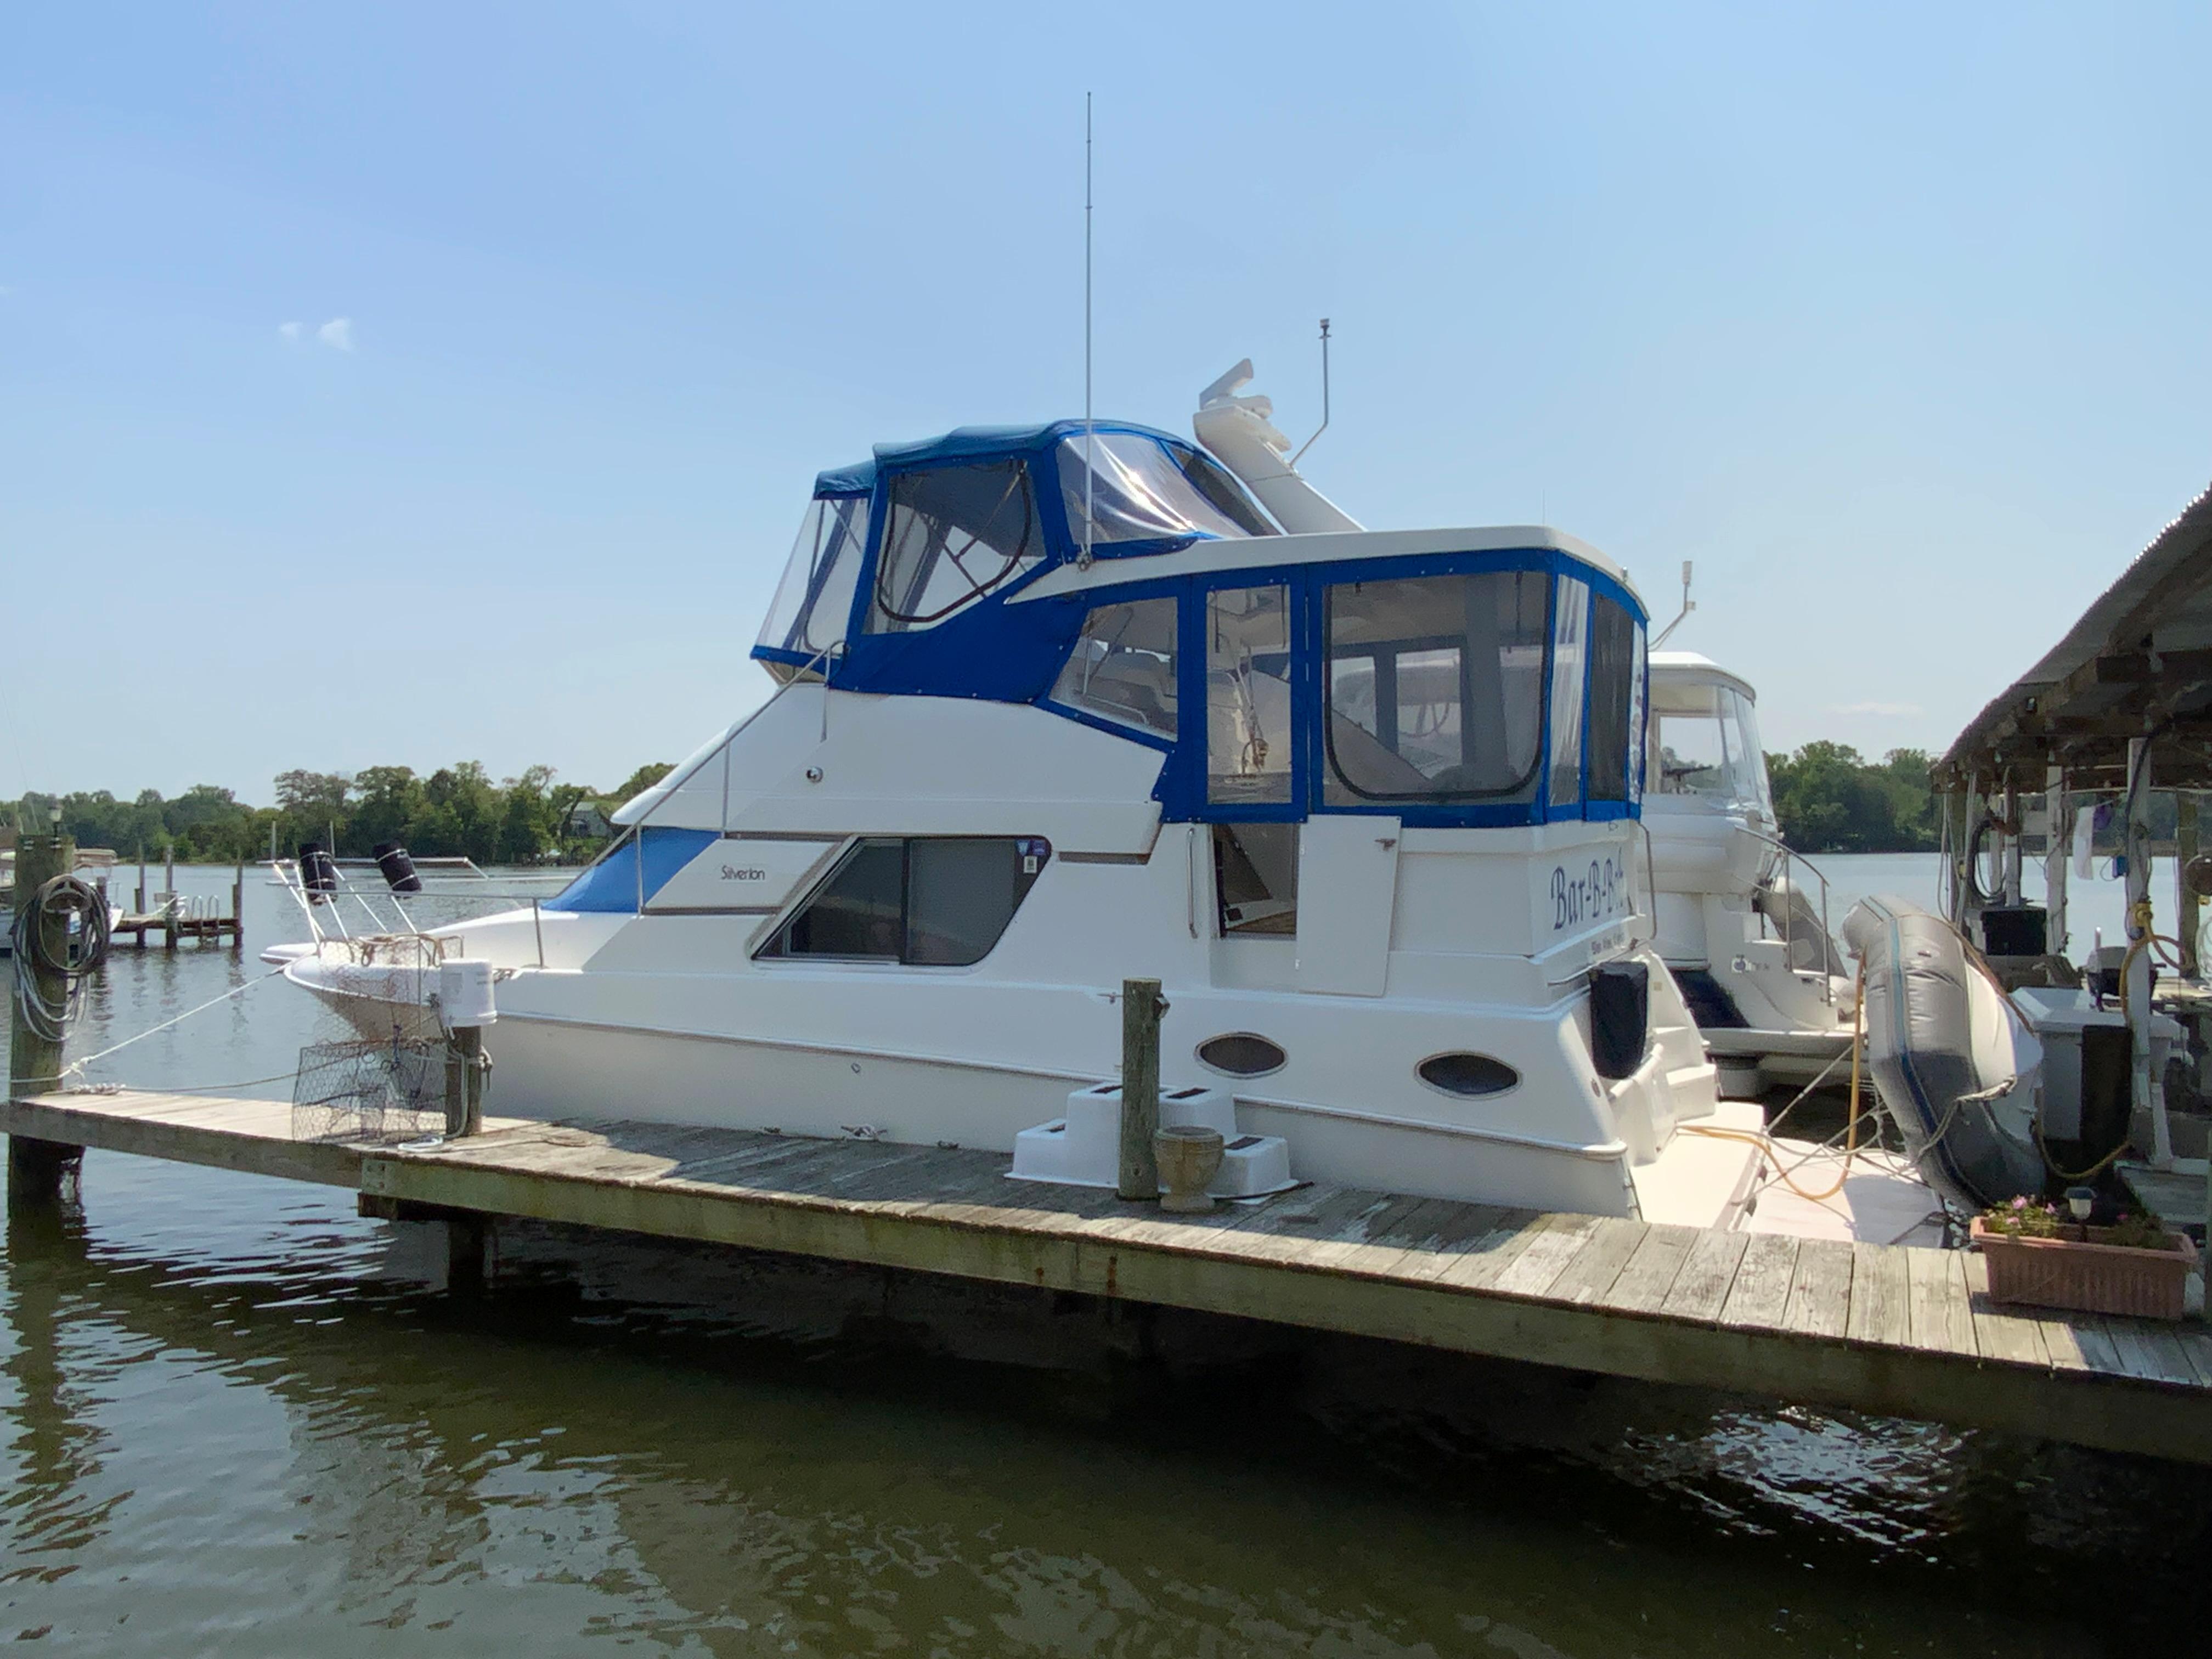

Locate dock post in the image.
[135,842,146,915]
[445,1216,487,1295]
[2125,739,2170,1167]
[445,1028,486,1138]
[1117,977,1163,1201]
[8,833,83,1207]
[232,849,245,949]
[163,845,177,951]
[2044,767,2069,958]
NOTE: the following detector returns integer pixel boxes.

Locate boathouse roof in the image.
[1938,478,2212,791]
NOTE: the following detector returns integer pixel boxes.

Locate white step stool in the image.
[1011,1082,1295,1198]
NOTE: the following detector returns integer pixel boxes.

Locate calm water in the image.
[3,856,2206,1655]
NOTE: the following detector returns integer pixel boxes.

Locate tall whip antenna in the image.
[1291,318,1333,467]
[1081,92,1096,569]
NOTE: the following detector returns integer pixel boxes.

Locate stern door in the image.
[1293,816,1401,996]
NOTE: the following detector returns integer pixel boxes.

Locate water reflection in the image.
[0,862,2206,1653]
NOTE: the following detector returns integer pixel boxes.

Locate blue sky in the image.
[7,3,2210,801]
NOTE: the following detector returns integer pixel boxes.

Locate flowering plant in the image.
[1979,1196,2065,1238]
[1976,1196,2179,1250]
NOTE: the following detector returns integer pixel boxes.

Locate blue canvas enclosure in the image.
[749,419,1647,828]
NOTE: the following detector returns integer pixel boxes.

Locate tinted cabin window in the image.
[769,839,905,958]
[1324,572,1549,804]
[760,837,1047,966]
[1050,597,1178,737]
[870,461,1044,634]
[1213,823,1297,936]
[1587,595,1639,803]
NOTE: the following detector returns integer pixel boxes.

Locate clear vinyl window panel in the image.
[1323,571,1549,804]
[1058,432,1276,546]
[1548,577,1590,809]
[757,495,868,676]
[1649,678,1767,814]
[868,461,1045,634]
[758,837,1049,966]
[1205,585,1294,805]
[1050,596,1178,737]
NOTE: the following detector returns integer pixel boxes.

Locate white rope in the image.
[9,967,290,1093]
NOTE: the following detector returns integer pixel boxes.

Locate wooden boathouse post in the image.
[1118,977,1163,1200]
[2177,794,2200,980]
[7,832,83,1206]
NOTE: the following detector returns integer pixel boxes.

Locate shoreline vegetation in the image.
[3,762,676,868]
[3,744,1942,865]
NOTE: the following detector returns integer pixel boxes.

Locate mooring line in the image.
[30,966,294,1087]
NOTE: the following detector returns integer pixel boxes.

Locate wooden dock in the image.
[6,1086,2211,1465]
[111,849,245,949]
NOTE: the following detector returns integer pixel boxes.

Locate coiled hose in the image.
[10,873,112,1045]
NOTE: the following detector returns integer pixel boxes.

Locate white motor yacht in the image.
[1644,652,1855,1090]
[278,366,1765,1226]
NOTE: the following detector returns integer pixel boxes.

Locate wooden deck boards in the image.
[8,1087,2212,1465]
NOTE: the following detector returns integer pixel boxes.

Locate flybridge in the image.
[752,418,1277,686]
[743,380,1652,831]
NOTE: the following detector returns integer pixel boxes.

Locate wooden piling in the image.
[232,850,245,950]
[163,845,177,950]
[1117,977,1163,1200]
[7,834,83,1206]
[445,1028,487,1138]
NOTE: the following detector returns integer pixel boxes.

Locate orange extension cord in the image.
[1681,961,1866,1205]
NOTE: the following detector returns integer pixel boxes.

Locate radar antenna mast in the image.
[1651,561,1697,648]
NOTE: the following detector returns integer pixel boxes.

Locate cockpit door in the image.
[1293,815,1400,996]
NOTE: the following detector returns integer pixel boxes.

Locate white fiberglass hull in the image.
[282,693,1760,1228]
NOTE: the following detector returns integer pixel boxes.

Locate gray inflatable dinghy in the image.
[1841,894,2045,1210]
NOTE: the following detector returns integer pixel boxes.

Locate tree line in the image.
[1766,743,1939,854]
[7,743,1944,864]
[3,761,675,866]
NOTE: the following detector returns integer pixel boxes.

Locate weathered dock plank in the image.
[9,1088,2212,1466]
[1718,1233,1799,1330]
[1779,1237,1854,1338]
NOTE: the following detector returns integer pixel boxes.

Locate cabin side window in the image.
[1586,595,1640,803]
[1322,572,1549,805]
[868,461,1045,635]
[757,837,1049,966]
[1213,823,1297,936]
[1049,596,1178,738]
[1205,585,1295,805]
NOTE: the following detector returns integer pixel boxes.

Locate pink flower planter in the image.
[1970,1217,2199,1322]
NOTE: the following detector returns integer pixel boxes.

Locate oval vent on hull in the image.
[1196,1032,1286,1077]
[1417,1052,1520,1098]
